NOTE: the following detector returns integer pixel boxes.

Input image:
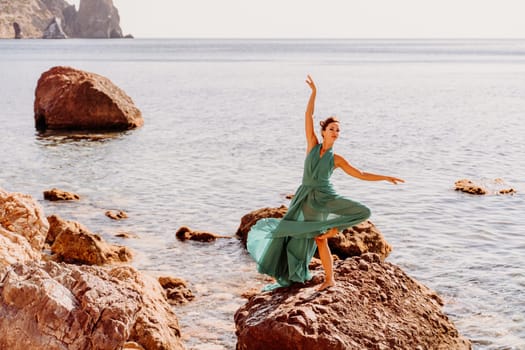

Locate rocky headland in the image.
[0,0,128,39]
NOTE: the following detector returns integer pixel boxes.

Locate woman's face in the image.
[323,122,340,142]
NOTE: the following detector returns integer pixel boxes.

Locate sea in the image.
[0,38,524,350]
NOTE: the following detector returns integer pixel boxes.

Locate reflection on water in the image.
[35,130,130,145]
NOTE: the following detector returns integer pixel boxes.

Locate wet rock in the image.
[0,188,48,268]
[236,205,288,246]
[158,276,195,305]
[328,220,392,260]
[454,179,487,195]
[175,226,231,242]
[106,209,129,220]
[115,231,138,239]
[43,187,80,201]
[499,188,516,195]
[48,214,133,265]
[455,178,516,195]
[0,261,185,350]
[235,253,471,350]
[34,66,143,132]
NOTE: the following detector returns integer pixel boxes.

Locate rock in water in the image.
[34,66,143,132]
[43,188,80,201]
[47,214,133,265]
[235,253,471,350]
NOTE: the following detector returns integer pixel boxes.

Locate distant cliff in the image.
[0,0,128,39]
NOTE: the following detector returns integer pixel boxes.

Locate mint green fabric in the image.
[247,143,371,290]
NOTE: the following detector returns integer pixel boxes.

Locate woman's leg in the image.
[315,232,336,291]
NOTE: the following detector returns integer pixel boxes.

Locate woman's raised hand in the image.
[306,75,316,93]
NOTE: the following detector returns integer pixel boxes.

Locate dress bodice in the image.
[302,143,334,188]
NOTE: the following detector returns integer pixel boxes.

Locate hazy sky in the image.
[71,0,525,38]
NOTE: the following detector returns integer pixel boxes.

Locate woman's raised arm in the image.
[305,75,319,153]
[334,154,405,184]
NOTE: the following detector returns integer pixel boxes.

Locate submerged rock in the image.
[158,276,195,305]
[106,209,129,220]
[34,66,143,132]
[235,253,471,350]
[175,226,232,242]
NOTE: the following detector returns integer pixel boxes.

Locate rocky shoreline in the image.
[1,187,473,349]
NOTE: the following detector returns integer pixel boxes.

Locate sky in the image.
[70,0,525,38]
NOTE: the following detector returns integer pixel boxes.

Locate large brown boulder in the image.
[0,188,48,268]
[34,66,143,132]
[43,187,80,201]
[235,253,471,350]
[47,214,133,265]
[0,261,185,350]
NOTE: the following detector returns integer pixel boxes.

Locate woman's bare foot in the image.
[317,279,335,291]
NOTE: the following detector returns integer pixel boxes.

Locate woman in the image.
[247,75,404,291]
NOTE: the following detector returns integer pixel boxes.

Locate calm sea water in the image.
[1,39,524,350]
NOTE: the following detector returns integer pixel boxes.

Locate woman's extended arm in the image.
[334,154,405,184]
[305,75,319,153]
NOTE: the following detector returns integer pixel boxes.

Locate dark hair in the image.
[320,116,339,131]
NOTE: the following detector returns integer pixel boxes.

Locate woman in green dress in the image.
[247,75,404,291]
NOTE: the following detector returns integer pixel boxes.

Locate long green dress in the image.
[247,143,371,289]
